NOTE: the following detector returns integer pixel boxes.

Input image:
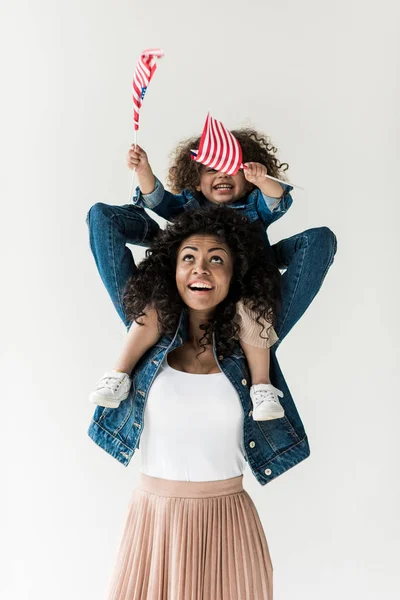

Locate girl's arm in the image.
[244,161,293,227]
[256,185,293,227]
[128,145,192,220]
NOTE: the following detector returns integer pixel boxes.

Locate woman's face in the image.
[176,234,234,313]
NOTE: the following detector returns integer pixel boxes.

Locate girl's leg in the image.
[114,306,161,375]
[241,341,284,421]
[271,226,337,347]
[90,306,161,408]
[86,203,160,326]
[86,204,161,407]
[239,341,271,385]
[235,301,284,420]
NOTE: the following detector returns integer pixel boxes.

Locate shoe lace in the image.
[97,375,124,392]
[254,387,279,407]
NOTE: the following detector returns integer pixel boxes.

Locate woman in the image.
[87,205,310,599]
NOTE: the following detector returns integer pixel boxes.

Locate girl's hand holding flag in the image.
[192,113,304,190]
[243,161,284,198]
[243,161,268,183]
[126,144,156,195]
[128,48,164,201]
[127,144,150,173]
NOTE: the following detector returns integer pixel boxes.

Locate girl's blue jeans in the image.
[86,203,337,348]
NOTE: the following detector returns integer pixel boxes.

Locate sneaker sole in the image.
[89,398,120,408]
[89,393,129,409]
[253,410,285,421]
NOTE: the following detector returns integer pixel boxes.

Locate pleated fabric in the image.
[107,473,273,600]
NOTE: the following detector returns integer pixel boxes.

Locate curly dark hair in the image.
[123,206,281,356]
[167,128,289,195]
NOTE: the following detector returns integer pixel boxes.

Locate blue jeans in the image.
[86,203,337,346]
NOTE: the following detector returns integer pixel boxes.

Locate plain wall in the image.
[2,0,399,598]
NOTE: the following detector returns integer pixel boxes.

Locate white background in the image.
[2,1,399,598]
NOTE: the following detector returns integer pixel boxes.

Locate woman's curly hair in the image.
[123,206,281,357]
[167,128,289,195]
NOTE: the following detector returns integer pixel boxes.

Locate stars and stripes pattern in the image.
[191,113,243,175]
[132,48,164,131]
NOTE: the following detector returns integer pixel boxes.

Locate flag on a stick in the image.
[191,113,243,175]
[132,48,164,131]
[129,48,163,202]
[191,113,303,190]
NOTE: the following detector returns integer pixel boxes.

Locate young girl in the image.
[89,129,294,421]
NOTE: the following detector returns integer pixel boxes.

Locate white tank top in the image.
[139,356,247,482]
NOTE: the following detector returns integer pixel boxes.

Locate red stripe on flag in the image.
[192,114,242,175]
[132,48,163,131]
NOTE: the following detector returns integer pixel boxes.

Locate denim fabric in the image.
[86,200,337,486]
[133,177,294,252]
[86,204,160,324]
[134,176,292,222]
[88,310,310,486]
[132,179,337,341]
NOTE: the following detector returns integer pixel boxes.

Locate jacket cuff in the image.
[133,176,165,209]
[262,182,293,212]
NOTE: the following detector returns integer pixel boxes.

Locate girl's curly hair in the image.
[167,128,289,195]
[123,206,281,356]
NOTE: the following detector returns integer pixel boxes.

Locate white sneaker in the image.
[89,371,131,408]
[250,383,285,421]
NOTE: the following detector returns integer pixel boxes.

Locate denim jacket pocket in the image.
[255,415,301,461]
[96,383,136,439]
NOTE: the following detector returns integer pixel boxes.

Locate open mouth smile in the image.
[213,184,233,192]
[187,281,215,294]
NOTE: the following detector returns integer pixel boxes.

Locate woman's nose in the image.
[192,260,210,274]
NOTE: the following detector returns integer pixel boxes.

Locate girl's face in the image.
[195,166,251,205]
[176,234,234,313]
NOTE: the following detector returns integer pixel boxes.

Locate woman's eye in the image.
[210,256,223,264]
[182,254,194,261]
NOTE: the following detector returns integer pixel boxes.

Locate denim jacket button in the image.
[218,355,223,361]
[241,379,247,386]
[248,410,253,417]
[249,441,256,449]
[264,468,272,476]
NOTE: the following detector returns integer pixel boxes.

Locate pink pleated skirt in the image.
[107,473,273,600]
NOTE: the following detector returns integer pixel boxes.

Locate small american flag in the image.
[132,48,164,131]
[191,113,304,190]
[191,113,243,175]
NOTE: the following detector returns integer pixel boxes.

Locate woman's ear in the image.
[195,184,201,192]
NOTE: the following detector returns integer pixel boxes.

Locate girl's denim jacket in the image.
[88,309,310,487]
[132,177,294,250]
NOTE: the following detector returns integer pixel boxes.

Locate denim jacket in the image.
[88,308,310,486]
[133,177,293,249]
[88,176,309,485]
